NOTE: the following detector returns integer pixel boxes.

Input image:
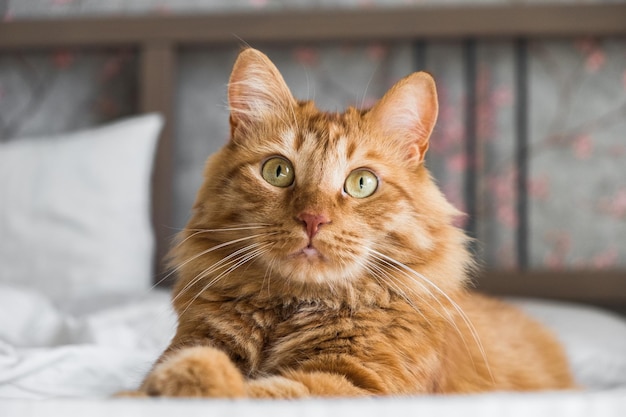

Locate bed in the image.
[1,3,626,415]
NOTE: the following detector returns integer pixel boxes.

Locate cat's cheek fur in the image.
[387,209,435,253]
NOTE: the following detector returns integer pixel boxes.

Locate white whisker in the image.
[178,244,272,319]
[172,241,269,305]
[366,257,441,328]
[261,252,278,297]
[367,248,494,382]
[359,65,378,110]
[154,231,277,289]
[174,224,272,250]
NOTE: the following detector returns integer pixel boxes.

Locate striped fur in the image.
[135,49,574,398]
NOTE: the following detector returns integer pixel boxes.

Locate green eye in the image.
[262,157,295,188]
[344,169,378,198]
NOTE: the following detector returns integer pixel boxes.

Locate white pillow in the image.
[512,298,626,390]
[0,114,163,303]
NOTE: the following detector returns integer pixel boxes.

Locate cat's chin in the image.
[270,245,362,288]
[285,246,329,278]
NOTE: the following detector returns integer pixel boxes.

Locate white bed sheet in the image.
[0,284,175,399]
[2,389,626,417]
[1,283,626,417]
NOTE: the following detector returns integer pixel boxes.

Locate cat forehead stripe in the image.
[280,129,296,149]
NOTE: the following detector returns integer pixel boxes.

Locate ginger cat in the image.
[136,48,574,398]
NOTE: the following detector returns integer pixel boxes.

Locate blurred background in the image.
[1,0,625,272]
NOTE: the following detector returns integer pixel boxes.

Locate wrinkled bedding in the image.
[1,283,626,416]
[0,285,175,399]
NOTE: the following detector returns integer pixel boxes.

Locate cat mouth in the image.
[292,243,326,261]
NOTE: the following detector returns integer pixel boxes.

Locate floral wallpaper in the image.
[0,49,136,139]
[528,39,626,269]
[1,0,625,271]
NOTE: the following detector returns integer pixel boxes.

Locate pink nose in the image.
[297,212,331,240]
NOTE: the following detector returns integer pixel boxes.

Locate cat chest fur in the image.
[183,294,448,393]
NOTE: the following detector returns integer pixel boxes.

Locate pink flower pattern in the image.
[543,231,572,270]
[52,50,74,69]
[528,176,550,201]
[598,188,626,220]
[592,248,619,269]
[293,47,319,67]
[249,0,269,8]
[573,134,594,160]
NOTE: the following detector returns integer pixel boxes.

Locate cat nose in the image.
[297,212,331,240]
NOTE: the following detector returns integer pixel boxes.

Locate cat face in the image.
[181,49,466,295]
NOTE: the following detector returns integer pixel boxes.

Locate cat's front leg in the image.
[246,370,368,398]
[138,345,370,399]
[140,346,247,398]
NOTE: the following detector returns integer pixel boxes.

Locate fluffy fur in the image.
[134,48,574,398]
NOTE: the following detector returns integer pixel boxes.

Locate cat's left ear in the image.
[366,72,438,164]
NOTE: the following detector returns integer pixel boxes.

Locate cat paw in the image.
[142,346,246,398]
[113,390,148,398]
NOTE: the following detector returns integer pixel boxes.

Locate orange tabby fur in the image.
[136,48,574,398]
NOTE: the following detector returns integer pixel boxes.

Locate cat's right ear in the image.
[228,48,296,134]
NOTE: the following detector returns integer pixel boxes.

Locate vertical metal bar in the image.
[464,39,478,242]
[514,39,529,270]
[140,41,175,283]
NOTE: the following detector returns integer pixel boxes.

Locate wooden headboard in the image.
[2,4,625,309]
